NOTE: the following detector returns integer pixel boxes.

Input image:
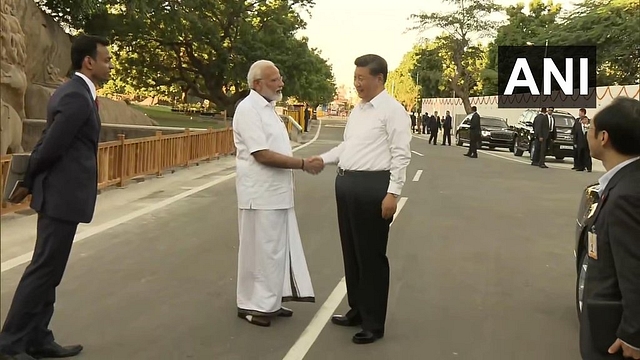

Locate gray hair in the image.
[247,60,275,89]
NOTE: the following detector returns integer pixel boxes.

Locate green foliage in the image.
[92,0,335,114]
[485,0,639,87]
[410,0,504,112]
[385,49,421,112]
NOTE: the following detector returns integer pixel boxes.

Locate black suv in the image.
[511,109,576,160]
[455,115,516,151]
[574,182,600,317]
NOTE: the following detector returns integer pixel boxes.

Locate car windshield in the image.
[481,118,508,128]
[553,114,574,127]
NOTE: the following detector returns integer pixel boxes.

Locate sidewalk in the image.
[1,119,322,266]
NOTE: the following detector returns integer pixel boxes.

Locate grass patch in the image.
[131,104,228,129]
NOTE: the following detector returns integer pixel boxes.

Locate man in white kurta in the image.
[232,60,316,327]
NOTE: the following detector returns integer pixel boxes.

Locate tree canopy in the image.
[37,0,336,114]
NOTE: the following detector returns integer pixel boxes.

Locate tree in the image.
[97,0,335,115]
[291,46,337,107]
[549,0,640,85]
[482,0,563,94]
[412,42,449,100]
[410,0,503,113]
[385,50,421,112]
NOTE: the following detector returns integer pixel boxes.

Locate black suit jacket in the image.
[469,112,481,135]
[429,115,439,132]
[580,158,640,358]
[23,75,101,224]
[443,115,452,131]
[534,113,556,140]
[573,121,589,149]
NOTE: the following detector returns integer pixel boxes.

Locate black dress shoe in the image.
[539,164,548,168]
[278,307,293,317]
[237,313,271,327]
[352,330,384,344]
[27,342,82,358]
[331,314,362,327]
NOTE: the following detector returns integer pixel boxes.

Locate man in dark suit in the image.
[464,106,481,158]
[421,112,429,134]
[532,107,556,168]
[573,108,588,169]
[428,111,440,144]
[573,115,593,172]
[579,96,640,360]
[442,110,453,146]
[0,34,113,360]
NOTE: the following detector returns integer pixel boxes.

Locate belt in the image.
[336,167,390,176]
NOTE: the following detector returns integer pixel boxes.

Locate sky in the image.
[296,0,577,87]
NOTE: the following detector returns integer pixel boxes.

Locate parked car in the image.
[574,182,600,318]
[511,109,577,160]
[455,115,516,151]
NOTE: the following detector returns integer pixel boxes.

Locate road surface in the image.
[1,118,603,359]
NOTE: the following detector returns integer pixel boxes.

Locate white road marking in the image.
[283,196,408,360]
[1,120,324,273]
[324,124,345,128]
[411,150,424,157]
[478,150,568,170]
[412,170,423,182]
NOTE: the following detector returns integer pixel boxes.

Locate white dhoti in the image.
[236,208,315,316]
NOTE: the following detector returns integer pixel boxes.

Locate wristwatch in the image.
[389,193,399,198]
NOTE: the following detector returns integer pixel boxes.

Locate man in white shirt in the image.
[579,96,640,360]
[232,60,322,327]
[311,54,412,344]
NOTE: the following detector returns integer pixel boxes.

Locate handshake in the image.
[302,156,324,175]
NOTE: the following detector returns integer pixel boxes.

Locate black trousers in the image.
[429,130,438,144]
[0,214,78,355]
[442,130,451,145]
[466,132,480,156]
[335,170,392,333]
[533,138,549,165]
[575,145,592,170]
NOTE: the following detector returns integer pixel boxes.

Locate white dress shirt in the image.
[233,90,294,210]
[597,157,640,195]
[75,72,96,100]
[320,90,412,195]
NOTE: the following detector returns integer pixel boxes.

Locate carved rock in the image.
[1,98,24,155]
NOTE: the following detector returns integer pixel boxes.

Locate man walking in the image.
[464,106,481,158]
[1,34,113,360]
[442,110,453,146]
[532,107,556,168]
[312,54,411,344]
[233,60,320,327]
[579,96,640,360]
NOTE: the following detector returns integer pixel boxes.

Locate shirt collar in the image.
[598,157,640,194]
[75,72,96,100]
[359,89,388,109]
[249,89,275,108]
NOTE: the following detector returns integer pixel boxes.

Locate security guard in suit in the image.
[580,96,640,360]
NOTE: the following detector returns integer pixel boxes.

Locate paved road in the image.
[1,118,602,359]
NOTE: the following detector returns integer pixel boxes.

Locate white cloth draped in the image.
[236,208,315,316]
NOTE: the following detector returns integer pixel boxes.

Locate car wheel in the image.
[456,133,463,146]
[512,137,523,156]
[576,250,588,319]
